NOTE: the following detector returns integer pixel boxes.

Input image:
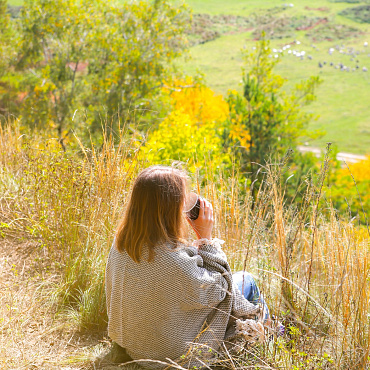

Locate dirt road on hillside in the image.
[298,146,367,164]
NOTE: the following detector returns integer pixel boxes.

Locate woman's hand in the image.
[187,198,213,240]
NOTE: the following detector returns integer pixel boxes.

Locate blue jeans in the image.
[232,271,270,321]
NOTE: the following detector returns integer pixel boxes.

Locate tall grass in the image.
[0,122,143,330]
[1,122,370,368]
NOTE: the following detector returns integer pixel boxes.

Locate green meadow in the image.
[7,0,370,153]
[180,34,370,153]
[178,0,370,154]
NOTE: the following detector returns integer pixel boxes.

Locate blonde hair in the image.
[115,165,188,262]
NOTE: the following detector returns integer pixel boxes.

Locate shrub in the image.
[141,80,230,172]
[0,121,143,330]
[223,38,323,196]
[329,156,370,224]
[1,123,370,366]
[339,5,370,23]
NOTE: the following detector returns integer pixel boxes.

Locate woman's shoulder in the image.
[107,240,199,264]
[157,241,199,261]
[152,242,206,280]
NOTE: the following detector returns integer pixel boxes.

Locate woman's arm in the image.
[175,244,230,310]
[175,239,259,319]
[231,281,261,319]
[184,198,259,317]
[196,239,260,318]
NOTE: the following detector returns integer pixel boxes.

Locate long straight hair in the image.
[115,165,188,262]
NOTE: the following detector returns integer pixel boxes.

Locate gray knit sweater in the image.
[105,239,259,368]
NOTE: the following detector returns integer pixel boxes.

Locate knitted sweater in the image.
[105,239,259,368]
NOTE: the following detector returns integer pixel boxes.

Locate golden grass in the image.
[1,122,370,368]
[0,240,101,369]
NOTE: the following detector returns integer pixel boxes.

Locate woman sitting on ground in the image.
[105,165,269,368]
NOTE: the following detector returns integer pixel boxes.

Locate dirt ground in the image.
[0,240,110,369]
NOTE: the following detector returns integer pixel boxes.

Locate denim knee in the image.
[233,271,270,321]
[233,271,260,304]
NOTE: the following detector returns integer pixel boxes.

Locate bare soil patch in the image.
[304,6,331,12]
[188,13,253,46]
[0,240,107,369]
[306,22,362,41]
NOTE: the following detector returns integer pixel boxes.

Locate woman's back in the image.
[105,166,260,367]
[106,241,236,364]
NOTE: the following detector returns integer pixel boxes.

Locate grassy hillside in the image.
[1,123,370,368]
[180,35,370,153]
[6,0,370,154]
[178,0,370,154]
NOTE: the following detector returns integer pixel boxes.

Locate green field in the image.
[178,0,370,154]
[7,0,370,154]
[179,35,370,153]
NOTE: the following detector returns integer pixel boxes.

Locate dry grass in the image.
[1,122,370,369]
[0,240,107,369]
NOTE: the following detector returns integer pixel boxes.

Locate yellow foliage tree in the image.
[343,156,370,182]
[330,156,370,220]
[169,80,229,124]
[141,82,230,172]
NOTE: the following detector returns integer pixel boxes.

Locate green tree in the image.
[0,0,11,77]
[5,0,189,146]
[0,0,18,117]
[224,38,323,193]
[85,0,189,135]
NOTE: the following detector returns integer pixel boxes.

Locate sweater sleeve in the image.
[231,281,260,318]
[175,243,230,311]
[195,239,260,318]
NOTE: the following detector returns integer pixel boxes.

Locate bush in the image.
[306,23,361,41]
[0,121,143,330]
[222,38,323,195]
[329,156,370,224]
[339,5,370,23]
[0,0,18,111]
[1,122,370,366]
[141,80,230,172]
